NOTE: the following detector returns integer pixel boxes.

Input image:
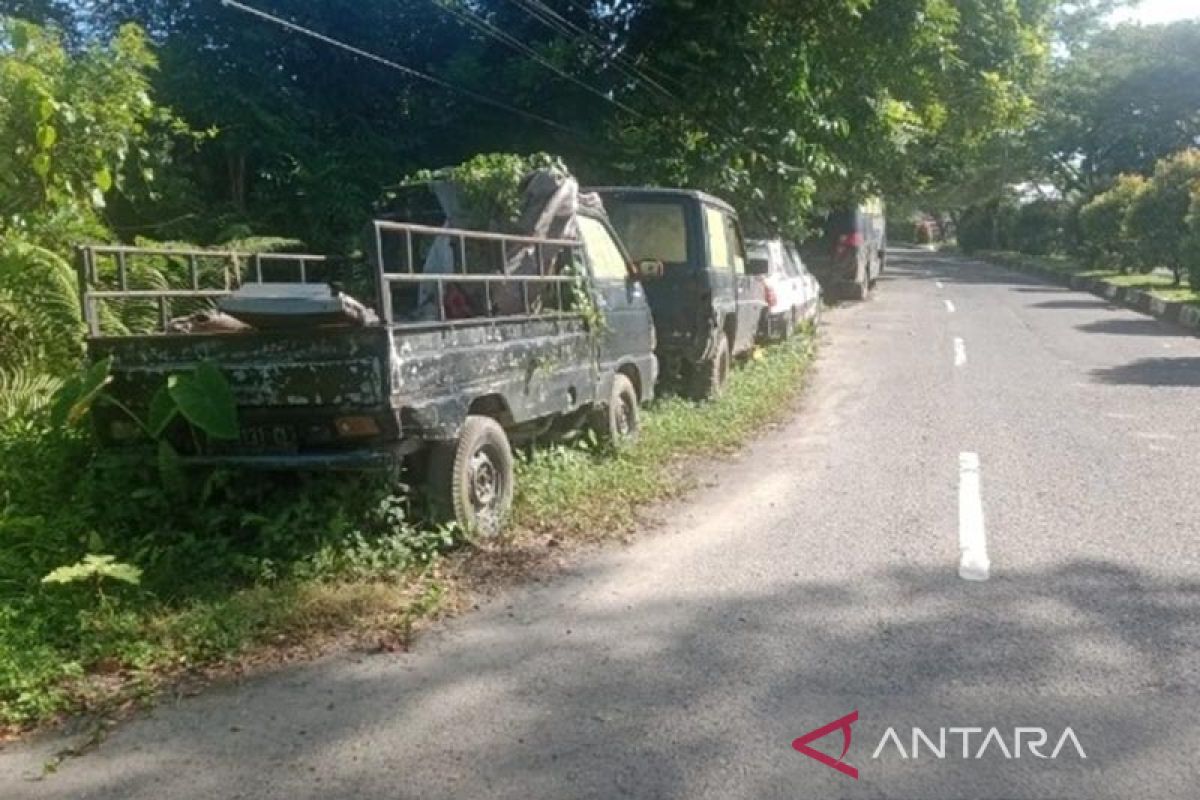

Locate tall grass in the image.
[0,332,815,732]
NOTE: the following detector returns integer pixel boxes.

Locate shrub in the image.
[957,200,1018,253]
[1012,199,1067,256]
[1186,186,1200,291]
[1078,175,1148,270]
[1125,149,1200,284]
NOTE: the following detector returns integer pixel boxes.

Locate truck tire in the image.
[686,334,731,401]
[590,373,640,446]
[428,415,514,538]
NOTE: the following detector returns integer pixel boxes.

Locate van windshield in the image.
[604,199,692,266]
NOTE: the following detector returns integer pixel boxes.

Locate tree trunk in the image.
[227,152,247,213]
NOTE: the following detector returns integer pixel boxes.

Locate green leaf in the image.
[94,167,113,193]
[51,357,113,429]
[90,186,107,208]
[37,97,55,123]
[168,362,238,439]
[49,376,82,429]
[147,384,177,437]
[42,554,142,586]
[36,124,57,149]
[31,153,51,178]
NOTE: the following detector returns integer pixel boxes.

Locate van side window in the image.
[577,216,628,280]
[704,206,731,270]
[726,216,747,274]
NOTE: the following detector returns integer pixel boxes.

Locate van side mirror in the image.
[635,259,664,280]
[746,257,770,276]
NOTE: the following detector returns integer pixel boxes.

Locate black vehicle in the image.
[802,198,887,300]
[592,187,767,399]
[79,206,656,536]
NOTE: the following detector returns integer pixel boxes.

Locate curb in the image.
[973,254,1200,335]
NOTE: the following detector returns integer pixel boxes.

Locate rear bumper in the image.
[183,441,419,471]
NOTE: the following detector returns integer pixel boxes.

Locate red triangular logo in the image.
[791,710,859,780]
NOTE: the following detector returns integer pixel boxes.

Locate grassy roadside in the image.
[0,332,816,735]
[973,250,1200,308]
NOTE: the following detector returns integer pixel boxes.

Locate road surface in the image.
[5,248,1199,799]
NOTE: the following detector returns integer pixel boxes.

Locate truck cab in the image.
[592,187,766,399]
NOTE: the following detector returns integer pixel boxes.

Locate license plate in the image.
[237,424,298,453]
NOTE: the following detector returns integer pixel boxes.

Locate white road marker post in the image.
[958,452,990,582]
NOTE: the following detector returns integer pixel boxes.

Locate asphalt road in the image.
[5,248,1200,799]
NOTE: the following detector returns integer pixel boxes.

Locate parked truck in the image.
[79,205,656,536]
[801,198,887,300]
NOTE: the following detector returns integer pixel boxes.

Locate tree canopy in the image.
[3,0,1086,246]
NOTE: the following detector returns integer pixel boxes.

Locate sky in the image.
[1110,0,1200,24]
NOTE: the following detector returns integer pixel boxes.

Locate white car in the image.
[747,238,822,341]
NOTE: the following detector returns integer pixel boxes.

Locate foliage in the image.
[0,315,813,730]
[1011,199,1068,257]
[957,199,1018,254]
[1188,187,1200,291]
[0,17,194,250]
[604,0,1060,235]
[0,234,82,418]
[1078,174,1148,270]
[1125,149,1200,284]
[398,152,565,230]
[166,362,239,441]
[1031,21,1200,195]
[42,554,143,588]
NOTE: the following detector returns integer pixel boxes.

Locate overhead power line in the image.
[426,0,645,118]
[218,0,580,135]
[504,0,681,103]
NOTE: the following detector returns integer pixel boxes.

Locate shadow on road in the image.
[1077,319,1179,337]
[1091,357,1200,387]
[1033,299,1113,311]
[24,558,1200,800]
[1011,286,1070,294]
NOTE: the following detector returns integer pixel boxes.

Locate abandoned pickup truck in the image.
[79,202,656,535]
[593,188,766,399]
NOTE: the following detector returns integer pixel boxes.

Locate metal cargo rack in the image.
[77,245,328,336]
[370,220,586,331]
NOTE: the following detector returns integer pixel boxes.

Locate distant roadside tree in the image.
[1124,149,1200,285]
[1077,174,1147,271]
[1185,186,1200,290]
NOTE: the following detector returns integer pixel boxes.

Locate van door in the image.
[724,214,765,355]
[576,214,654,389]
[702,205,739,353]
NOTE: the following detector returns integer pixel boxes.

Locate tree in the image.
[1031,21,1200,195]
[605,0,1062,236]
[1077,174,1146,269]
[1125,149,1200,285]
[0,17,189,417]
[1185,185,1200,290]
[0,17,190,250]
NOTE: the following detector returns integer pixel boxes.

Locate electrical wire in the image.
[426,0,645,118]
[219,0,580,135]
[504,0,680,103]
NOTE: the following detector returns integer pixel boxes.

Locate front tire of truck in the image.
[428,415,514,539]
[686,334,731,401]
[590,373,640,447]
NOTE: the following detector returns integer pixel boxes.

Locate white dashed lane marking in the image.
[958,452,990,582]
[954,338,967,367]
